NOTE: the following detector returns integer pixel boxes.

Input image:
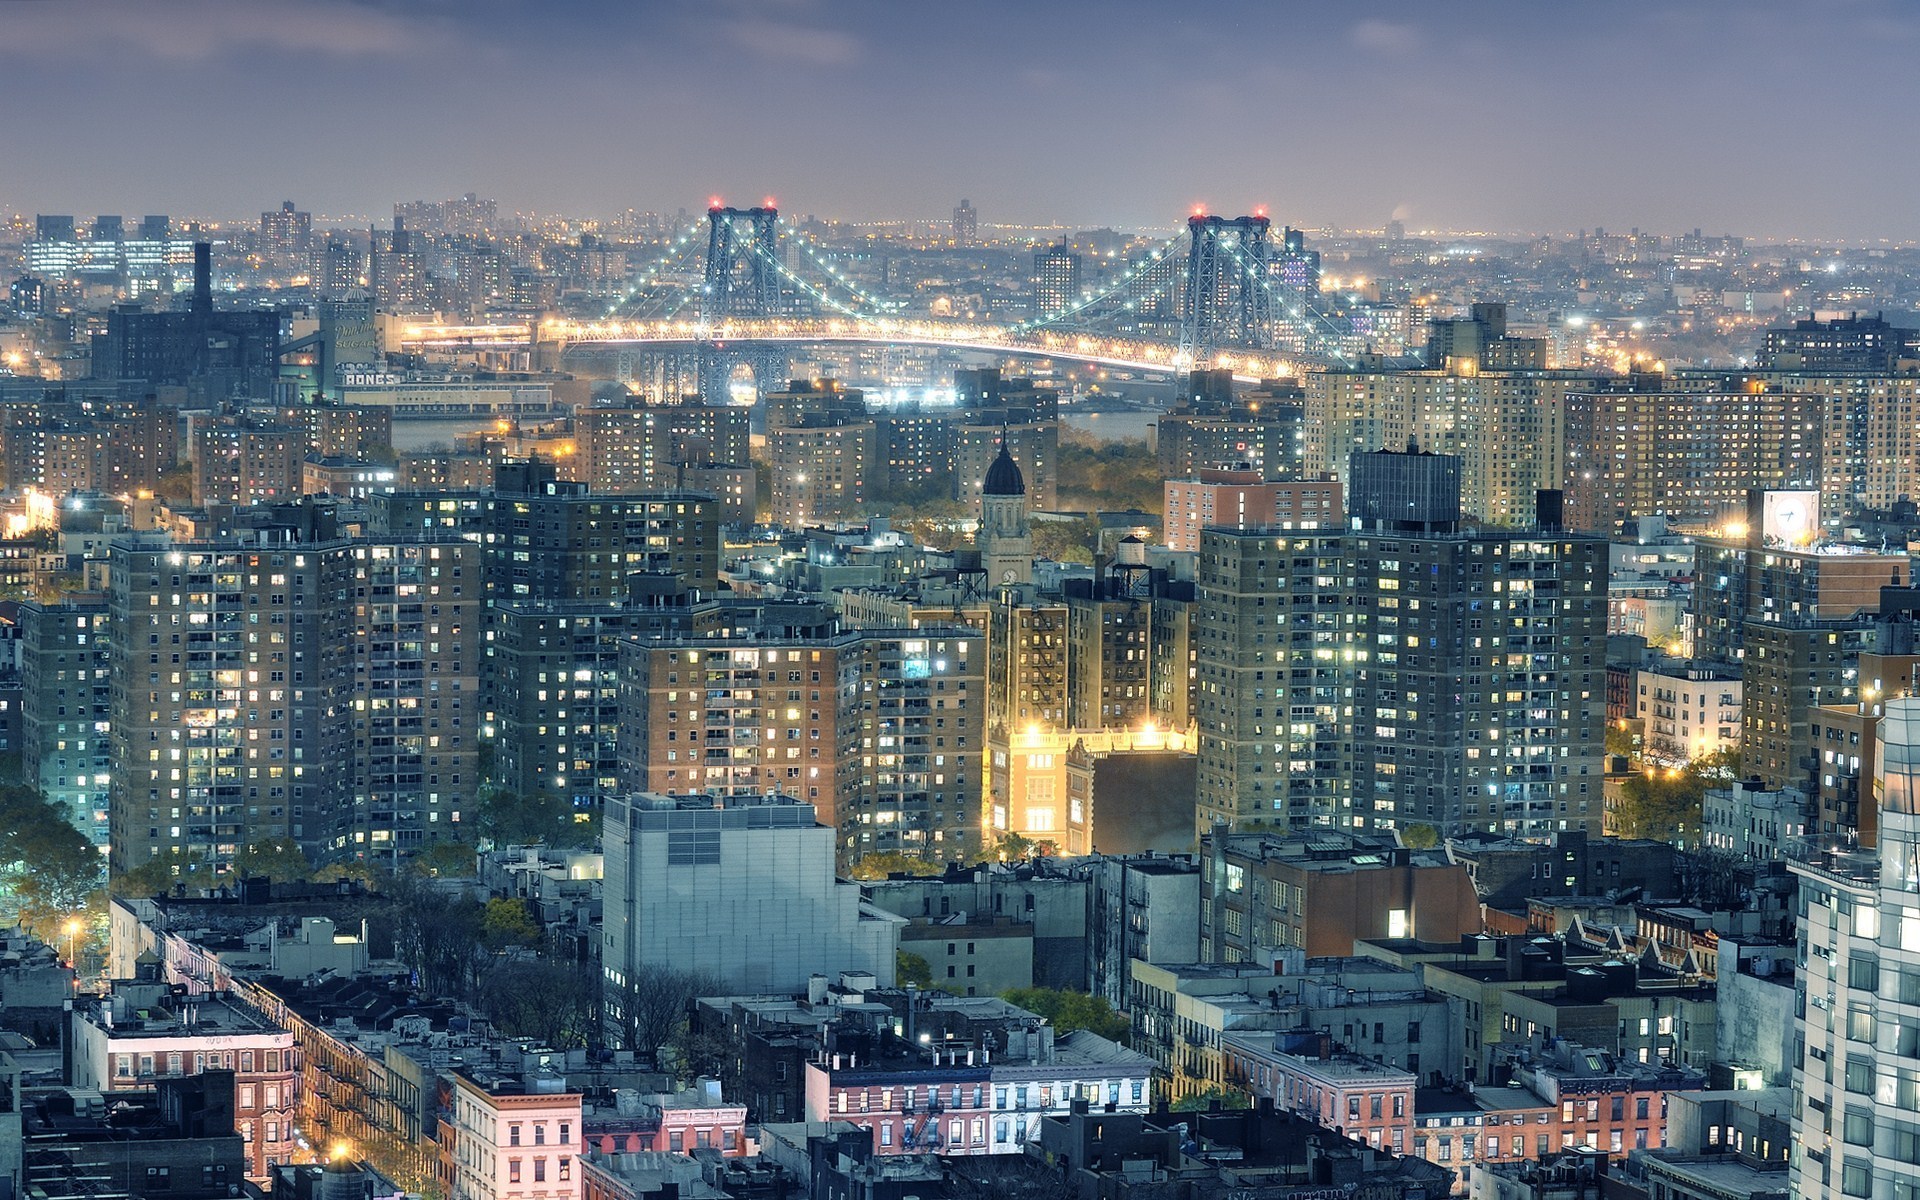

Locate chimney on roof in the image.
[192,243,212,316]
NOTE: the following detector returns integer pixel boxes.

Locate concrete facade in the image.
[601,793,900,1003]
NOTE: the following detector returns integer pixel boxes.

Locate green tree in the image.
[110,849,209,899]
[1611,749,1739,848]
[666,1023,736,1084]
[849,851,944,881]
[482,959,599,1048]
[155,463,194,504]
[482,897,542,950]
[1030,518,1101,565]
[992,832,1057,862]
[228,836,313,884]
[386,874,490,1002]
[1399,823,1440,851]
[313,860,391,889]
[1054,432,1164,515]
[896,950,934,989]
[1172,1085,1251,1112]
[1000,987,1128,1042]
[408,840,479,878]
[606,965,728,1059]
[0,782,105,942]
[1605,721,1641,763]
[478,788,588,849]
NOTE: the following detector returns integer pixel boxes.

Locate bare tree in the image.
[386,875,489,1000]
[484,960,601,1048]
[608,964,728,1061]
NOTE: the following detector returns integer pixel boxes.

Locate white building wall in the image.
[603,794,899,997]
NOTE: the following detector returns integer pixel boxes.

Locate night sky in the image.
[5,0,1916,240]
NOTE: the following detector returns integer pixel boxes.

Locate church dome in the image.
[983,443,1026,497]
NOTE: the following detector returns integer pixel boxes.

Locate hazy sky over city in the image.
[5,0,1917,240]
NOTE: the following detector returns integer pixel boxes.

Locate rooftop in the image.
[1636,1151,1789,1200]
[76,989,287,1040]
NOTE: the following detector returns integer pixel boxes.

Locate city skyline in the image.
[5,1,1920,241]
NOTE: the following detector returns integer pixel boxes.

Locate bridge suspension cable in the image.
[1217,237,1359,365]
[783,227,905,314]
[742,237,874,320]
[1014,231,1186,333]
[603,226,706,318]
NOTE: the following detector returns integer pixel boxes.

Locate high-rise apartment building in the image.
[1157,384,1307,481]
[767,422,873,526]
[488,602,641,808]
[258,201,312,258]
[106,531,351,875]
[1760,312,1919,372]
[1063,574,1154,731]
[1742,619,1881,794]
[1306,359,1596,526]
[1033,241,1082,317]
[1273,227,1321,297]
[106,522,480,875]
[1162,469,1341,552]
[872,410,956,493]
[4,402,180,497]
[618,627,985,864]
[576,403,750,495]
[193,419,304,507]
[483,477,722,598]
[21,596,112,847]
[1194,452,1605,837]
[336,539,482,860]
[952,199,978,246]
[1789,696,1920,1200]
[1346,519,1607,837]
[1563,376,1822,533]
[1193,526,1350,833]
[1659,367,1920,516]
[1690,490,1907,666]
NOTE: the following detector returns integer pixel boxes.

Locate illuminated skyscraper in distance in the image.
[1033,239,1082,317]
[1275,227,1321,296]
[952,198,978,246]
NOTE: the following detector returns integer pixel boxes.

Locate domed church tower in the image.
[977,439,1033,587]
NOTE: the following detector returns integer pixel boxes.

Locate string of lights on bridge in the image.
[1011,233,1187,334]
[409,199,1376,377]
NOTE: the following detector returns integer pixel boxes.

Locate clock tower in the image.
[978,439,1032,587]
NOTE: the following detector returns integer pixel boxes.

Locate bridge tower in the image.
[699,202,787,401]
[1180,213,1273,359]
[703,204,782,320]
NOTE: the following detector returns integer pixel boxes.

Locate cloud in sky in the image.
[723,18,863,67]
[0,0,444,61]
[2,0,1920,239]
[1349,18,1422,56]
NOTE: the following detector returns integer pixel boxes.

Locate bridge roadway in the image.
[395,316,1302,381]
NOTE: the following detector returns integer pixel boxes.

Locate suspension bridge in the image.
[396,201,1363,394]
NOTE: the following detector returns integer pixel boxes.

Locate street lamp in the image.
[63,917,84,971]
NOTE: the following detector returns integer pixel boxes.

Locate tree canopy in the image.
[897,950,934,989]
[230,837,314,884]
[478,788,592,849]
[848,851,944,881]
[0,781,102,940]
[1000,987,1128,1042]
[1173,1086,1251,1112]
[1610,749,1741,847]
[1055,432,1162,515]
